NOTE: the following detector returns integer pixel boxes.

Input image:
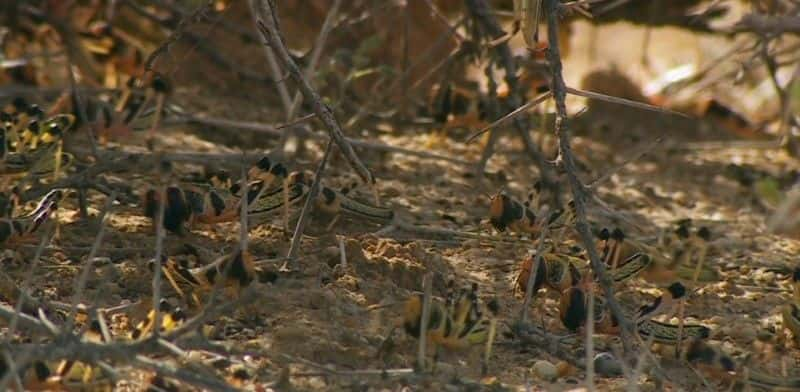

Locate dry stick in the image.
[0,333,233,391]
[133,355,237,392]
[674,298,687,360]
[94,309,113,344]
[121,0,271,84]
[465,0,559,199]
[778,61,800,142]
[466,91,553,143]
[239,153,249,254]
[65,191,117,330]
[281,354,416,378]
[282,140,334,270]
[64,54,98,160]
[373,15,466,112]
[417,273,434,372]
[247,0,292,116]
[279,0,341,153]
[286,0,340,121]
[151,166,168,339]
[729,12,800,35]
[343,14,465,131]
[760,42,800,143]
[543,0,635,357]
[177,114,470,166]
[6,225,52,340]
[143,0,212,72]
[565,87,688,118]
[17,244,152,256]
[338,236,347,269]
[587,137,663,188]
[1,351,24,391]
[421,0,466,43]
[253,2,373,186]
[166,112,315,132]
[586,283,595,391]
[624,332,659,392]
[677,235,709,357]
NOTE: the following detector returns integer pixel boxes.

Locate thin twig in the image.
[728,13,800,35]
[7,225,53,341]
[543,0,636,358]
[253,1,374,186]
[417,272,434,372]
[586,284,595,391]
[247,0,292,116]
[465,0,560,200]
[152,161,168,339]
[65,55,98,159]
[176,114,471,165]
[133,355,237,392]
[65,191,117,330]
[239,152,249,254]
[338,236,347,269]
[282,139,334,270]
[287,0,340,121]
[279,0,341,154]
[565,87,689,118]
[466,91,553,143]
[143,1,213,72]
[587,137,663,188]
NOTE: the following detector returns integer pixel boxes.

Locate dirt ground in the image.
[4,2,800,391]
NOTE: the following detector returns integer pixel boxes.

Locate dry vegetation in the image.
[2,0,800,391]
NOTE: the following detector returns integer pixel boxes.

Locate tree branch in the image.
[252,0,374,186]
[543,0,636,357]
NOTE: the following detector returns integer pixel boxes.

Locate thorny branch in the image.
[252,0,375,187]
[542,0,636,357]
[464,0,562,205]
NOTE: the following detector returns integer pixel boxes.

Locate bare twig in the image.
[465,0,560,201]
[143,1,213,72]
[587,137,662,188]
[281,352,414,377]
[543,0,635,357]
[246,1,292,115]
[151,162,168,339]
[287,0,341,121]
[466,91,553,143]
[566,87,689,118]
[282,139,334,270]
[65,54,98,159]
[586,284,595,391]
[729,13,800,35]
[239,153,249,254]
[176,114,471,165]
[7,225,52,340]
[338,236,347,269]
[65,192,116,330]
[417,273,434,372]
[278,0,342,155]
[253,1,374,186]
[133,355,237,392]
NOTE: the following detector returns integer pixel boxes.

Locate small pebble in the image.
[531,360,558,382]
